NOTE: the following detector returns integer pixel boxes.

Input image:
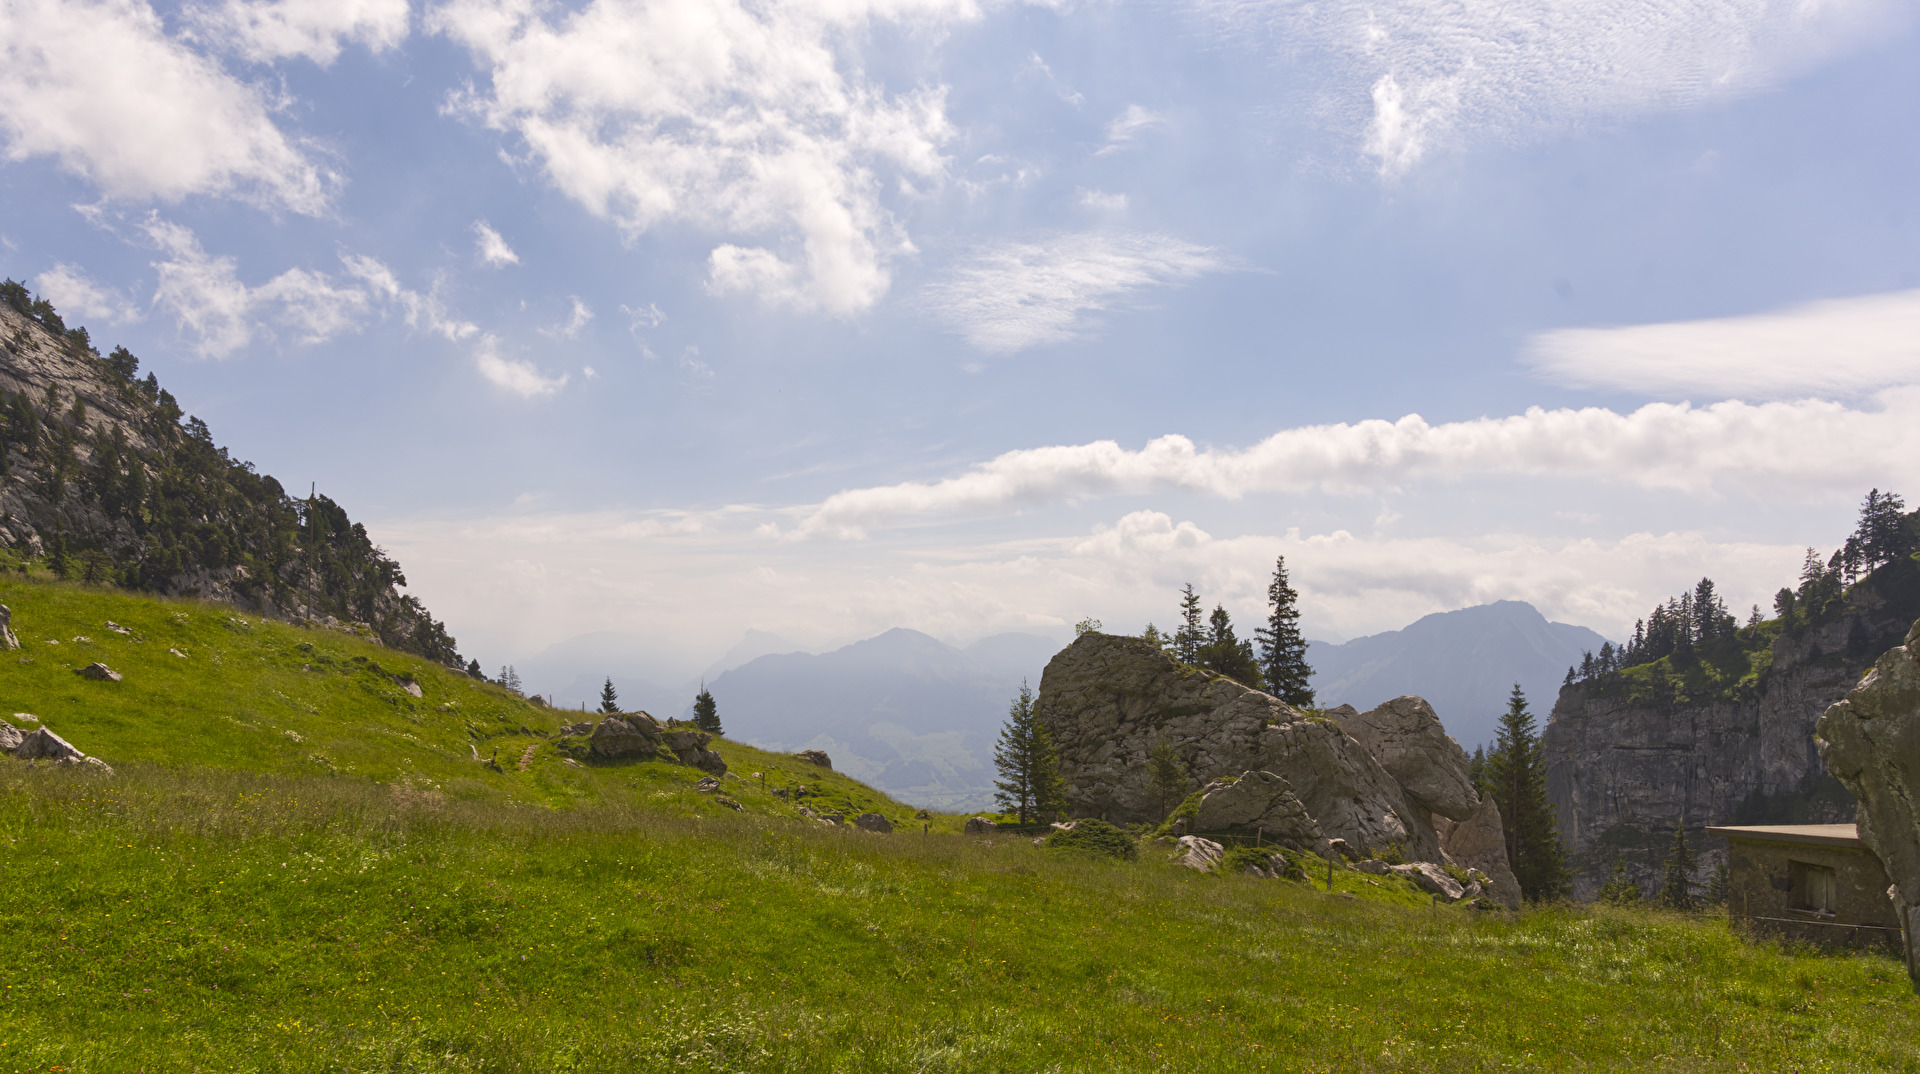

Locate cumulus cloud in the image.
[920,232,1226,352]
[0,0,333,211]
[1528,288,1920,399]
[188,0,411,65]
[431,0,970,315]
[785,392,1920,537]
[471,219,519,267]
[474,336,569,397]
[1198,0,1904,176]
[34,263,140,324]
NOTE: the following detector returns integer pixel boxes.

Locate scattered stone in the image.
[964,816,997,835]
[854,812,893,833]
[1353,859,1391,876]
[795,749,832,769]
[72,636,91,644]
[1816,616,1920,989]
[1190,770,1328,852]
[12,713,38,723]
[75,662,122,682]
[1391,862,1467,901]
[105,621,131,635]
[695,776,722,792]
[1173,835,1225,872]
[169,648,187,658]
[0,605,19,650]
[560,721,593,736]
[15,727,85,763]
[822,812,845,825]
[400,680,422,698]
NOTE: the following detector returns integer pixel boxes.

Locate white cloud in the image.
[471,219,520,267]
[920,232,1227,352]
[1199,0,1904,177]
[540,296,593,339]
[188,0,411,65]
[622,302,666,332]
[34,263,140,324]
[431,0,970,315]
[474,335,569,397]
[1528,288,1920,399]
[339,254,479,342]
[1075,188,1127,212]
[0,0,333,211]
[787,391,1920,538]
[1099,104,1165,153]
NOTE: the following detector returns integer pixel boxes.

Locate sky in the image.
[4,0,1920,691]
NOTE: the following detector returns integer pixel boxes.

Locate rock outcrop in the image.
[794,750,832,769]
[1433,798,1523,909]
[663,730,727,775]
[590,714,662,758]
[1036,634,1489,866]
[1815,616,1920,988]
[1189,771,1326,853]
[1546,566,1920,897]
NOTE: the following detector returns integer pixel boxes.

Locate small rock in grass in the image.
[0,723,20,752]
[401,680,422,698]
[72,636,91,644]
[1173,836,1225,873]
[75,662,122,682]
[106,621,131,635]
[695,776,722,792]
[794,749,832,769]
[12,713,39,723]
[169,648,188,659]
[15,727,85,763]
[964,816,997,834]
[854,813,893,833]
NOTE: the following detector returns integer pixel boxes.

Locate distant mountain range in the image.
[696,629,1063,812]
[1308,601,1612,751]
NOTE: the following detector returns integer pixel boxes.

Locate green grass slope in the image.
[0,578,921,826]
[4,579,1917,1071]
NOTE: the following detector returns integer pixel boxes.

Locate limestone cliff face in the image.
[1544,569,1920,897]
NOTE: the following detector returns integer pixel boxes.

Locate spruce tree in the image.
[1149,736,1186,820]
[1484,685,1570,902]
[1657,824,1698,911]
[692,684,721,734]
[1197,605,1265,689]
[1597,858,1642,905]
[1140,622,1168,649]
[1254,555,1314,707]
[597,677,620,715]
[993,681,1066,824]
[1172,584,1205,664]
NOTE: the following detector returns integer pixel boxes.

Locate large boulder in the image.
[14,726,85,763]
[1190,770,1326,852]
[663,730,727,775]
[590,714,661,758]
[1433,797,1523,909]
[1037,634,1440,859]
[1815,616,1920,987]
[854,812,893,833]
[1334,697,1479,820]
[964,816,996,835]
[795,749,832,769]
[1172,835,1224,872]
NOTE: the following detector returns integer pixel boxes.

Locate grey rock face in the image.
[1173,836,1224,872]
[663,730,727,775]
[964,816,996,834]
[1434,797,1522,909]
[1335,696,1479,820]
[854,812,893,833]
[590,714,660,758]
[1190,771,1326,852]
[76,662,121,682]
[15,726,84,763]
[1545,590,1916,897]
[1815,616,1920,988]
[1037,634,1440,859]
[0,604,18,650]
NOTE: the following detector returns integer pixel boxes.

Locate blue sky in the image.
[4,0,1920,691]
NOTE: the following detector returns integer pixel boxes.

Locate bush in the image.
[1046,819,1138,861]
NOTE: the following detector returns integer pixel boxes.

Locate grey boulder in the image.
[0,722,20,752]
[590,715,661,758]
[15,727,85,763]
[795,749,832,769]
[1190,770,1327,852]
[964,816,997,834]
[1173,835,1224,872]
[1334,696,1479,821]
[76,662,122,682]
[854,812,893,833]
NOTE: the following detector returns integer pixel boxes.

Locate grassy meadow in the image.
[2,578,1917,1071]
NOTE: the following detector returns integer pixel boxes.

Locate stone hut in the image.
[1707,823,1901,951]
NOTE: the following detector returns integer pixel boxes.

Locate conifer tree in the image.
[1198,604,1265,689]
[692,684,721,734]
[1657,824,1698,911]
[597,677,620,715]
[498,665,522,692]
[1140,622,1168,650]
[993,681,1066,824]
[1254,555,1314,707]
[1149,736,1186,820]
[1172,584,1205,664]
[1484,685,1570,902]
[1597,858,1642,905]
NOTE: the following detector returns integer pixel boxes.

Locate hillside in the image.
[0,283,459,665]
[1308,602,1611,748]
[697,628,1062,811]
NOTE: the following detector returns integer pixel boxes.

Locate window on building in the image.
[1790,861,1838,914]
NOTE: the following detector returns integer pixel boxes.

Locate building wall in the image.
[1725,837,1901,951]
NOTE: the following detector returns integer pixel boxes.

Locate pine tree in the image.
[1483,685,1571,902]
[1172,584,1205,664]
[1198,605,1265,689]
[993,681,1066,824]
[1149,736,1186,820]
[498,665,522,692]
[1597,858,1642,905]
[597,677,620,715]
[1657,824,1698,911]
[1140,622,1168,649]
[1254,555,1314,707]
[692,684,721,734]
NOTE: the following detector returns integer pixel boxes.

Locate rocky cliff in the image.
[1035,633,1519,903]
[1544,559,1920,898]
[0,282,461,665]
